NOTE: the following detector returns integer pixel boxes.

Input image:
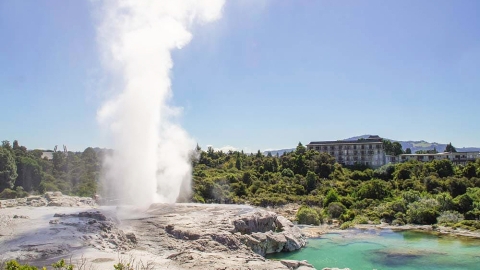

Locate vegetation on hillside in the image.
[192,143,480,229]
[1,139,480,230]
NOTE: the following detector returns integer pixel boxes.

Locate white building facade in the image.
[306,135,386,168]
[399,152,479,166]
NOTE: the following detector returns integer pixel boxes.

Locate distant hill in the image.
[346,135,480,153]
[263,135,480,156]
[263,148,295,157]
[395,141,480,153]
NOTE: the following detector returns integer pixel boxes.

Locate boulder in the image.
[231,211,307,256]
[281,260,315,269]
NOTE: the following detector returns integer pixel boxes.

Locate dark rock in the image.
[125,232,137,244]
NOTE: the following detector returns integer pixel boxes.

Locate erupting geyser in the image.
[96,0,225,205]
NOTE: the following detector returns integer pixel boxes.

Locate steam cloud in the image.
[96,0,225,205]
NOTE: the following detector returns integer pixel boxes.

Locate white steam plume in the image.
[96,0,225,205]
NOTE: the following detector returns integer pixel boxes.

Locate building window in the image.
[315,146,319,150]
[354,145,357,150]
[330,152,334,156]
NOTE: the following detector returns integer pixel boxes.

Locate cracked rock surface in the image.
[0,201,314,269]
[125,203,312,269]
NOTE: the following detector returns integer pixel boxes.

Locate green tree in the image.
[241,171,254,186]
[2,140,12,151]
[357,179,391,200]
[324,189,339,207]
[462,163,477,179]
[432,159,454,178]
[445,143,457,153]
[446,177,472,197]
[295,142,306,155]
[383,140,404,156]
[235,153,243,170]
[313,152,335,178]
[15,156,42,192]
[392,142,404,156]
[293,154,307,176]
[281,168,294,177]
[454,193,473,213]
[231,182,247,197]
[0,146,18,191]
[405,148,412,154]
[373,164,395,180]
[305,171,318,193]
[12,140,27,157]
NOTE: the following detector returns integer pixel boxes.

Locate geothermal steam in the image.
[96,0,225,205]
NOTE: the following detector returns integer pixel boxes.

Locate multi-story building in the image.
[307,135,479,168]
[399,152,479,166]
[306,135,386,168]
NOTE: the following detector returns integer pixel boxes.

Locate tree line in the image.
[0,140,100,199]
[2,139,480,230]
[192,142,480,229]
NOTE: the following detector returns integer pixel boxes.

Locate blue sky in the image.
[1,0,479,152]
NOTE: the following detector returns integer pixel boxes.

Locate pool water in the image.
[267,229,480,270]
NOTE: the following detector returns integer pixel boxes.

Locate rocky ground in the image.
[0,194,316,270]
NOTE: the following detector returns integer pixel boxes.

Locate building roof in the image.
[41,152,54,160]
[308,136,383,146]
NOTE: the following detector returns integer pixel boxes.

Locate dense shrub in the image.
[453,220,480,231]
[15,186,28,198]
[406,198,439,224]
[356,179,391,200]
[3,259,74,270]
[402,190,421,204]
[454,194,473,213]
[323,189,339,207]
[373,164,395,180]
[423,176,443,193]
[436,193,454,211]
[327,202,346,218]
[0,188,17,199]
[354,215,369,224]
[5,260,40,270]
[340,221,354,230]
[296,205,321,225]
[437,211,464,224]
